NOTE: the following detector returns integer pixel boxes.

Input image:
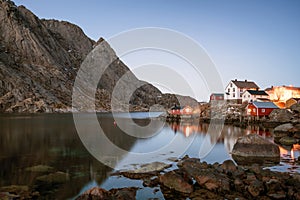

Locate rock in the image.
[0,185,38,199]
[177,157,209,178]
[290,124,300,132]
[279,136,298,146]
[36,171,69,184]
[247,180,264,197]
[142,177,159,188]
[220,159,237,173]
[189,188,222,200]
[159,170,193,194]
[76,187,138,200]
[194,169,230,192]
[248,164,262,174]
[234,178,244,193]
[293,132,300,139]
[291,103,300,113]
[25,165,54,173]
[109,187,138,200]
[116,162,172,179]
[269,109,294,123]
[77,187,109,199]
[231,134,280,164]
[274,123,294,133]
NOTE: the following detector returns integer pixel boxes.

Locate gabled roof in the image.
[246,90,268,96]
[287,98,300,101]
[232,80,259,89]
[256,98,271,102]
[252,101,278,109]
[211,93,224,97]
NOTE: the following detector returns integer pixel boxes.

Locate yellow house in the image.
[286,98,300,108]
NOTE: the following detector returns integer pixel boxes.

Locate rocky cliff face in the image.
[0,0,197,113]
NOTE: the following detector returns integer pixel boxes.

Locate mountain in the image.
[0,0,198,113]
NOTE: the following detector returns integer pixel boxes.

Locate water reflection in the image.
[168,121,300,173]
[0,114,137,199]
[0,114,299,199]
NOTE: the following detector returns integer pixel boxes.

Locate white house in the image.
[242,90,269,103]
[225,79,259,104]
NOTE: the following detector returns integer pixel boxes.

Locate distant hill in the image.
[0,0,198,113]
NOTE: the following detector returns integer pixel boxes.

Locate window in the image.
[228,88,230,93]
[233,88,235,92]
[233,94,235,98]
[240,94,243,98]
[262,109,265,113]
[240,89,243,92]
[248,95,250,98]
[230,83,233,87]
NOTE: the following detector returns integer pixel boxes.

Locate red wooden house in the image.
[210,93,224,101]
[168,105,193,115]
[247,101,278,117]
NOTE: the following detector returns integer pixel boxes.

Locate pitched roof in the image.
[232,80,259,89]
[288,98,300,101]
[246,90,268,96]
[252,101,278,109]
[211,93,224,97]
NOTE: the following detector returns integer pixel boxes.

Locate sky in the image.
[13,0,300,101]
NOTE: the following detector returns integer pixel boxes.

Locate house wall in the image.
[225,81,257,102]
[246,104,257,116]
[225,81,242,100]
[210,95,224,101]
[246,104,276,116]
[242,92,269,103]
[257,108,275,116]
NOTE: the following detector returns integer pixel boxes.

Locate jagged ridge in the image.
[0,0,198,113]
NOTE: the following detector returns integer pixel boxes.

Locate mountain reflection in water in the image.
[0,113,299,199]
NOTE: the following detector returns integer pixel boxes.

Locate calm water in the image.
[0,113,299,199]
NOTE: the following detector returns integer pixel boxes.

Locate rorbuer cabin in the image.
[247,101,278,117]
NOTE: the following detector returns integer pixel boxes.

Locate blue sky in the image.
[13,0,300,101]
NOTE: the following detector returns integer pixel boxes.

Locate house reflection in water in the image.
[279,144,300,162]
[167,122,300,167]
[169,122,200,137]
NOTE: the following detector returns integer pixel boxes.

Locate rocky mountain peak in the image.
[0,0,198,113]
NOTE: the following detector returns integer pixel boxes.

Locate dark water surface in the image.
[0,113,299,199]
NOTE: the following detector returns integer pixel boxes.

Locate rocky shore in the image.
[76,156,300,200]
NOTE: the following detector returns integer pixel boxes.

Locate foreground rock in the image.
[76,187,138,200]
[159,170,193,193]
[86,157,300,199]
[231,134,280,164]
[0,185,39,199]
[113,162,171,179]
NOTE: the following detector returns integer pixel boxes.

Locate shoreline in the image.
[76,156,300,200]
